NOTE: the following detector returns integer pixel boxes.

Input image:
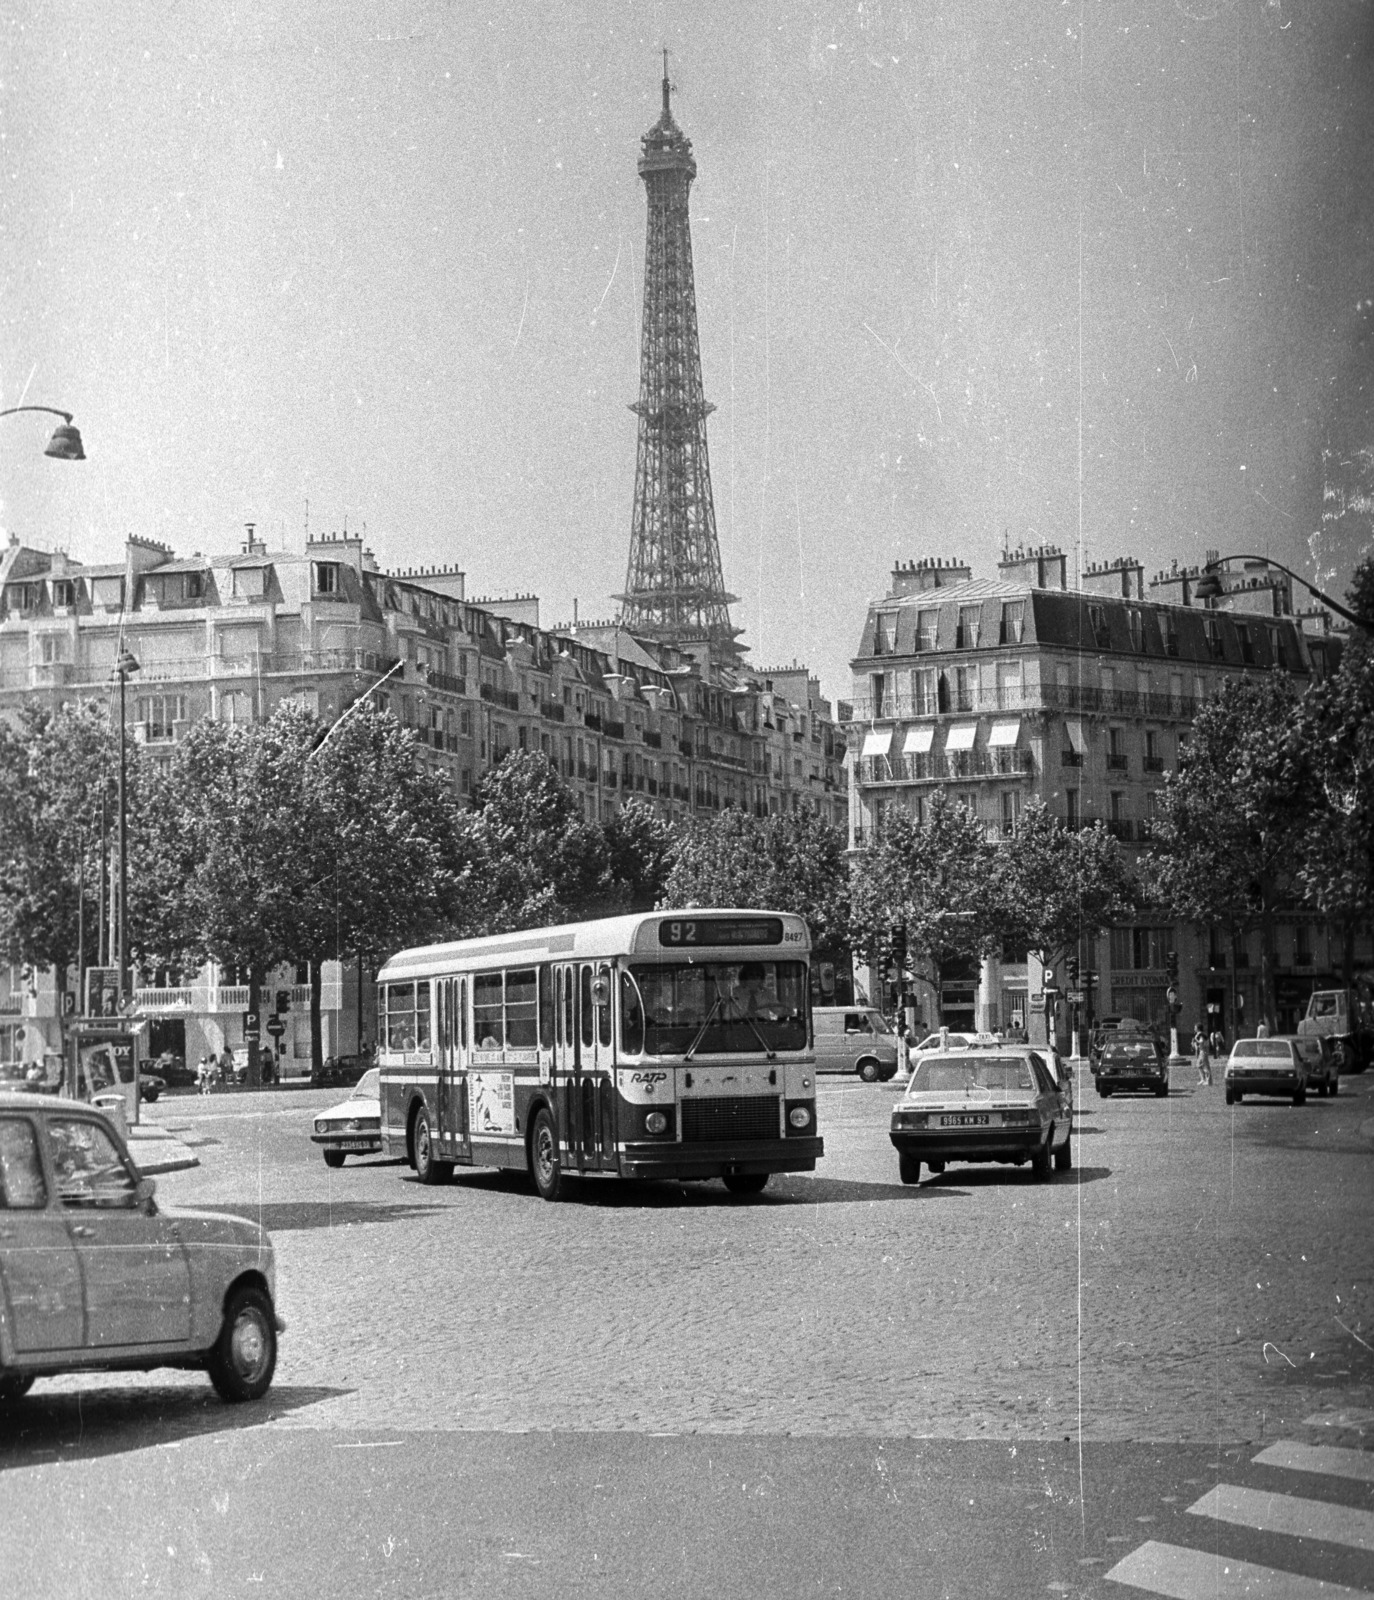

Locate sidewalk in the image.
[124,1116,201,1175]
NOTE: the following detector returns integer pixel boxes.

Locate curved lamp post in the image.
[1193,554,1366,630]
[0,404,85,460]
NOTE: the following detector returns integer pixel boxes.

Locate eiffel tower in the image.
[617,56,742,662]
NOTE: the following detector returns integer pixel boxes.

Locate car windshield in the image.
[910,1056,1037,1094]
[355,1068,380,1098]
[1232,1040,1293,1060]
[627,961,808,1055]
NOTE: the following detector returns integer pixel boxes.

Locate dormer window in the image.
[1235,622,1254,664]
[956,605,981,649]
[51,579,76,608]
[312,561,342,596]
[184,571,205,601]
[1088,604,1111,648]
[1126,608,1144,652]
[873,611,898,656]
[999,601,1025,644]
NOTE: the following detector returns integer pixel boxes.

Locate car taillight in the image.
[894,1112,928,1127]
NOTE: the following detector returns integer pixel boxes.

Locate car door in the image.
[48,1112,192,1349]
[0,1112,84,1354]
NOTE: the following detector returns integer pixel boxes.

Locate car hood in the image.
[160,1203,274,1253]
[319,1095,381,1120]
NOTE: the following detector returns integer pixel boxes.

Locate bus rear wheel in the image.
[412,1108,452,1186]
[723,1171,768,1196]
[530,1107,563,1202]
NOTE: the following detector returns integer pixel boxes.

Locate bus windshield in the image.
[627,961,808,1056]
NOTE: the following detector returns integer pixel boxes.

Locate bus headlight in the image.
[645,1111,669,1135]
[788,1106,812,1129]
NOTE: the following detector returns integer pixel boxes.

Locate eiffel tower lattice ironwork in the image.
[617,58,742,659]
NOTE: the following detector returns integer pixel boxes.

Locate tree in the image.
[1143,672,1310,1032]
[991,800,1136,969]
[849,792,999,1018]
[661,808,853,963]
[597,797,674,914]
[1296,554,1374,999]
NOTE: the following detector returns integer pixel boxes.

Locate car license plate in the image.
[336,1138,374,1150]
[938,1113,994,1127]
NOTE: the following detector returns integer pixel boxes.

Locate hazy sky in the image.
[4,0,1372,701]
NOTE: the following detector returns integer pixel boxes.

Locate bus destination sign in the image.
[658,916,785,948]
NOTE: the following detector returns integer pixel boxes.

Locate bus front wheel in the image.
[530,1107,563,1202]
[412,1108,452,1186]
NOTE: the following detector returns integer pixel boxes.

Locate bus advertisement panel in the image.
[375,910,821,1200]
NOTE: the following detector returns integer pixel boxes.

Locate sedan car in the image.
[1094,1035,1169,1097]
[0,1092,284,1405]
[1224,1038,1308,1105]
[889,1046,1073,1184]
[311,1067,381,1167]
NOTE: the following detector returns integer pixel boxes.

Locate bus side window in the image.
[580,967,594,1049]
[459,978,468,1051]
[563,968,573,1048]
[620,971,644,1056]
[538,963,554,1050]
[597,965,613,1048]
[415,980,432,1050]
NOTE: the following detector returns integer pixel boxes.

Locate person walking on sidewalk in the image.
[1192,1024,1213,1086]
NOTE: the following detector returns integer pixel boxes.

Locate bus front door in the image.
[437,977,470,1164]
[554,964,583,1171]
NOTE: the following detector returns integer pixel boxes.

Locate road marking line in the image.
[1254,1442,1374,1484]
[1105,1539,1372,1597]
[1188,1484,1374,1552]
[1305,1410,1374,1431]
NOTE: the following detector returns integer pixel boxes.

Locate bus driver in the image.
[730,963,779,1022]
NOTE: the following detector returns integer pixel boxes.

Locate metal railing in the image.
[845,683,1201,723]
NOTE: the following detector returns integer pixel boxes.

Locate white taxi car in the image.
[0,1093,283,1404]
[311,1067,382,1166]
[889,1045,1073,1184]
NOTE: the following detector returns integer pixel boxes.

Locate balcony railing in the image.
[860,749,1034,785]
[845,683,1200,723]
[1107,752,1128,771]
[1143,754,1165,772]
[133,986,196,1011]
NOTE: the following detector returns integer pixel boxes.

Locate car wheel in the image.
[529,1106,562,1202]
[1097,1086,1111,1099]
[1054,1131,1072,1172]
[1328,1079,1338,1098]
[1154,1080,1168,1097]
[898,1152,921,1186]
[207,1285,277,1403]
[0,1373,35,1403]
[1225,1087,1236,1105]
[1293,1087,1306,1106]
[1032,1138,1052,1183]
[412,1108,452,1186]
[723,1172,769,1196]
[926,1159,946,1174]
[143,1086,160,1102]
[857,1057,880,1083]
[323,1149,345,1168]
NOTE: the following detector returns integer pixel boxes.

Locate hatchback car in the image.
[1224,1038,1308,1105]
[812,1008,899,1081]
[0,1092,283,1405]
[889,1046,1073,1184]
[311,1067,382,1166]
[1094,1035,1169,1097]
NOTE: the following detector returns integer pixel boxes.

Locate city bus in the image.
[374,909,823,1200]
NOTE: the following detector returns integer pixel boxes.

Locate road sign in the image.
[1067,989,1086,1005]
[1030,992,1044,1007]
[243,1010,261,1042]
[265,1015,286,1039]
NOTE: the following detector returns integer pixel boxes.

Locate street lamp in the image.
[111,648,140,1006]
[1193,554,1368,630]
[0,404,86,460]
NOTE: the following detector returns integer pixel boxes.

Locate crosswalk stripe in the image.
[1188,1483,1374,1552]
[1105,1539,1373,1598]
[1254,1442,1374,1484]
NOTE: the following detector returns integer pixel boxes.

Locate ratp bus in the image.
[375,909,823,1200]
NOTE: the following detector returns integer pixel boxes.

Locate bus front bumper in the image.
[618,1136,824,1180]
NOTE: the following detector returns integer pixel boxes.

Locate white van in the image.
[813,1007,899,1081]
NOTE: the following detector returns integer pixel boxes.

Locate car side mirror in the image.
[136,1175,158,1211]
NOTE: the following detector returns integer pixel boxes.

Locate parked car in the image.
[137,1070,165,1103]
[889,1045,1073,1185]
[311,1068,382,1167]
[1093,1034,1169,1098]
[1224,1037,1309,1105]
[151,1052,198,1090]
[311,1052,374,1089]
[812,1007,899,1082]
[0,1092,284,1404]
[1291,1033,1340,1097]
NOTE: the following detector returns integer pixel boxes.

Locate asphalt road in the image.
[4,1065,1372,1599]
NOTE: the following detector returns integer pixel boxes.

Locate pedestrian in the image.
[1256,1019,1271,1039]
[197,1055,212,1095]
[1209,1025,1225,1061]
[1192,1025,1212,1086]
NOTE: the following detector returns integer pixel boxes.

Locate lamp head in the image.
[44,421,85,461]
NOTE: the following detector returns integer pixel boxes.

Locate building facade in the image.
[0,528,846,1076]
[845,545,1360,1046]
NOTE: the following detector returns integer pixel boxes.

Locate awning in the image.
[987,719,1021,747]
[944,723,978,751]
[861,727,894,758]
[903,725,935,754]
[1064,718,1085,753]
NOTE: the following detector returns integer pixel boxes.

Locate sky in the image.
[3,0,1372,704]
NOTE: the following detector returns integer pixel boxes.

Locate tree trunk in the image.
[1259,894,1277,1034]
[1229,925,1242,1039]
[310,958,324,1080]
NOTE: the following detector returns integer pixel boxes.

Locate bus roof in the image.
[376,909,812,982]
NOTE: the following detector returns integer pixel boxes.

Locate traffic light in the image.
[1165,950,1179,985]
[275,989,289,1015]
[1066,954,1080,987]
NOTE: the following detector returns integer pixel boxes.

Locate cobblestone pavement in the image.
[60,1067,1373,1447]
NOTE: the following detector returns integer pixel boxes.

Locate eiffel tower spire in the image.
[616,58,742,661]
